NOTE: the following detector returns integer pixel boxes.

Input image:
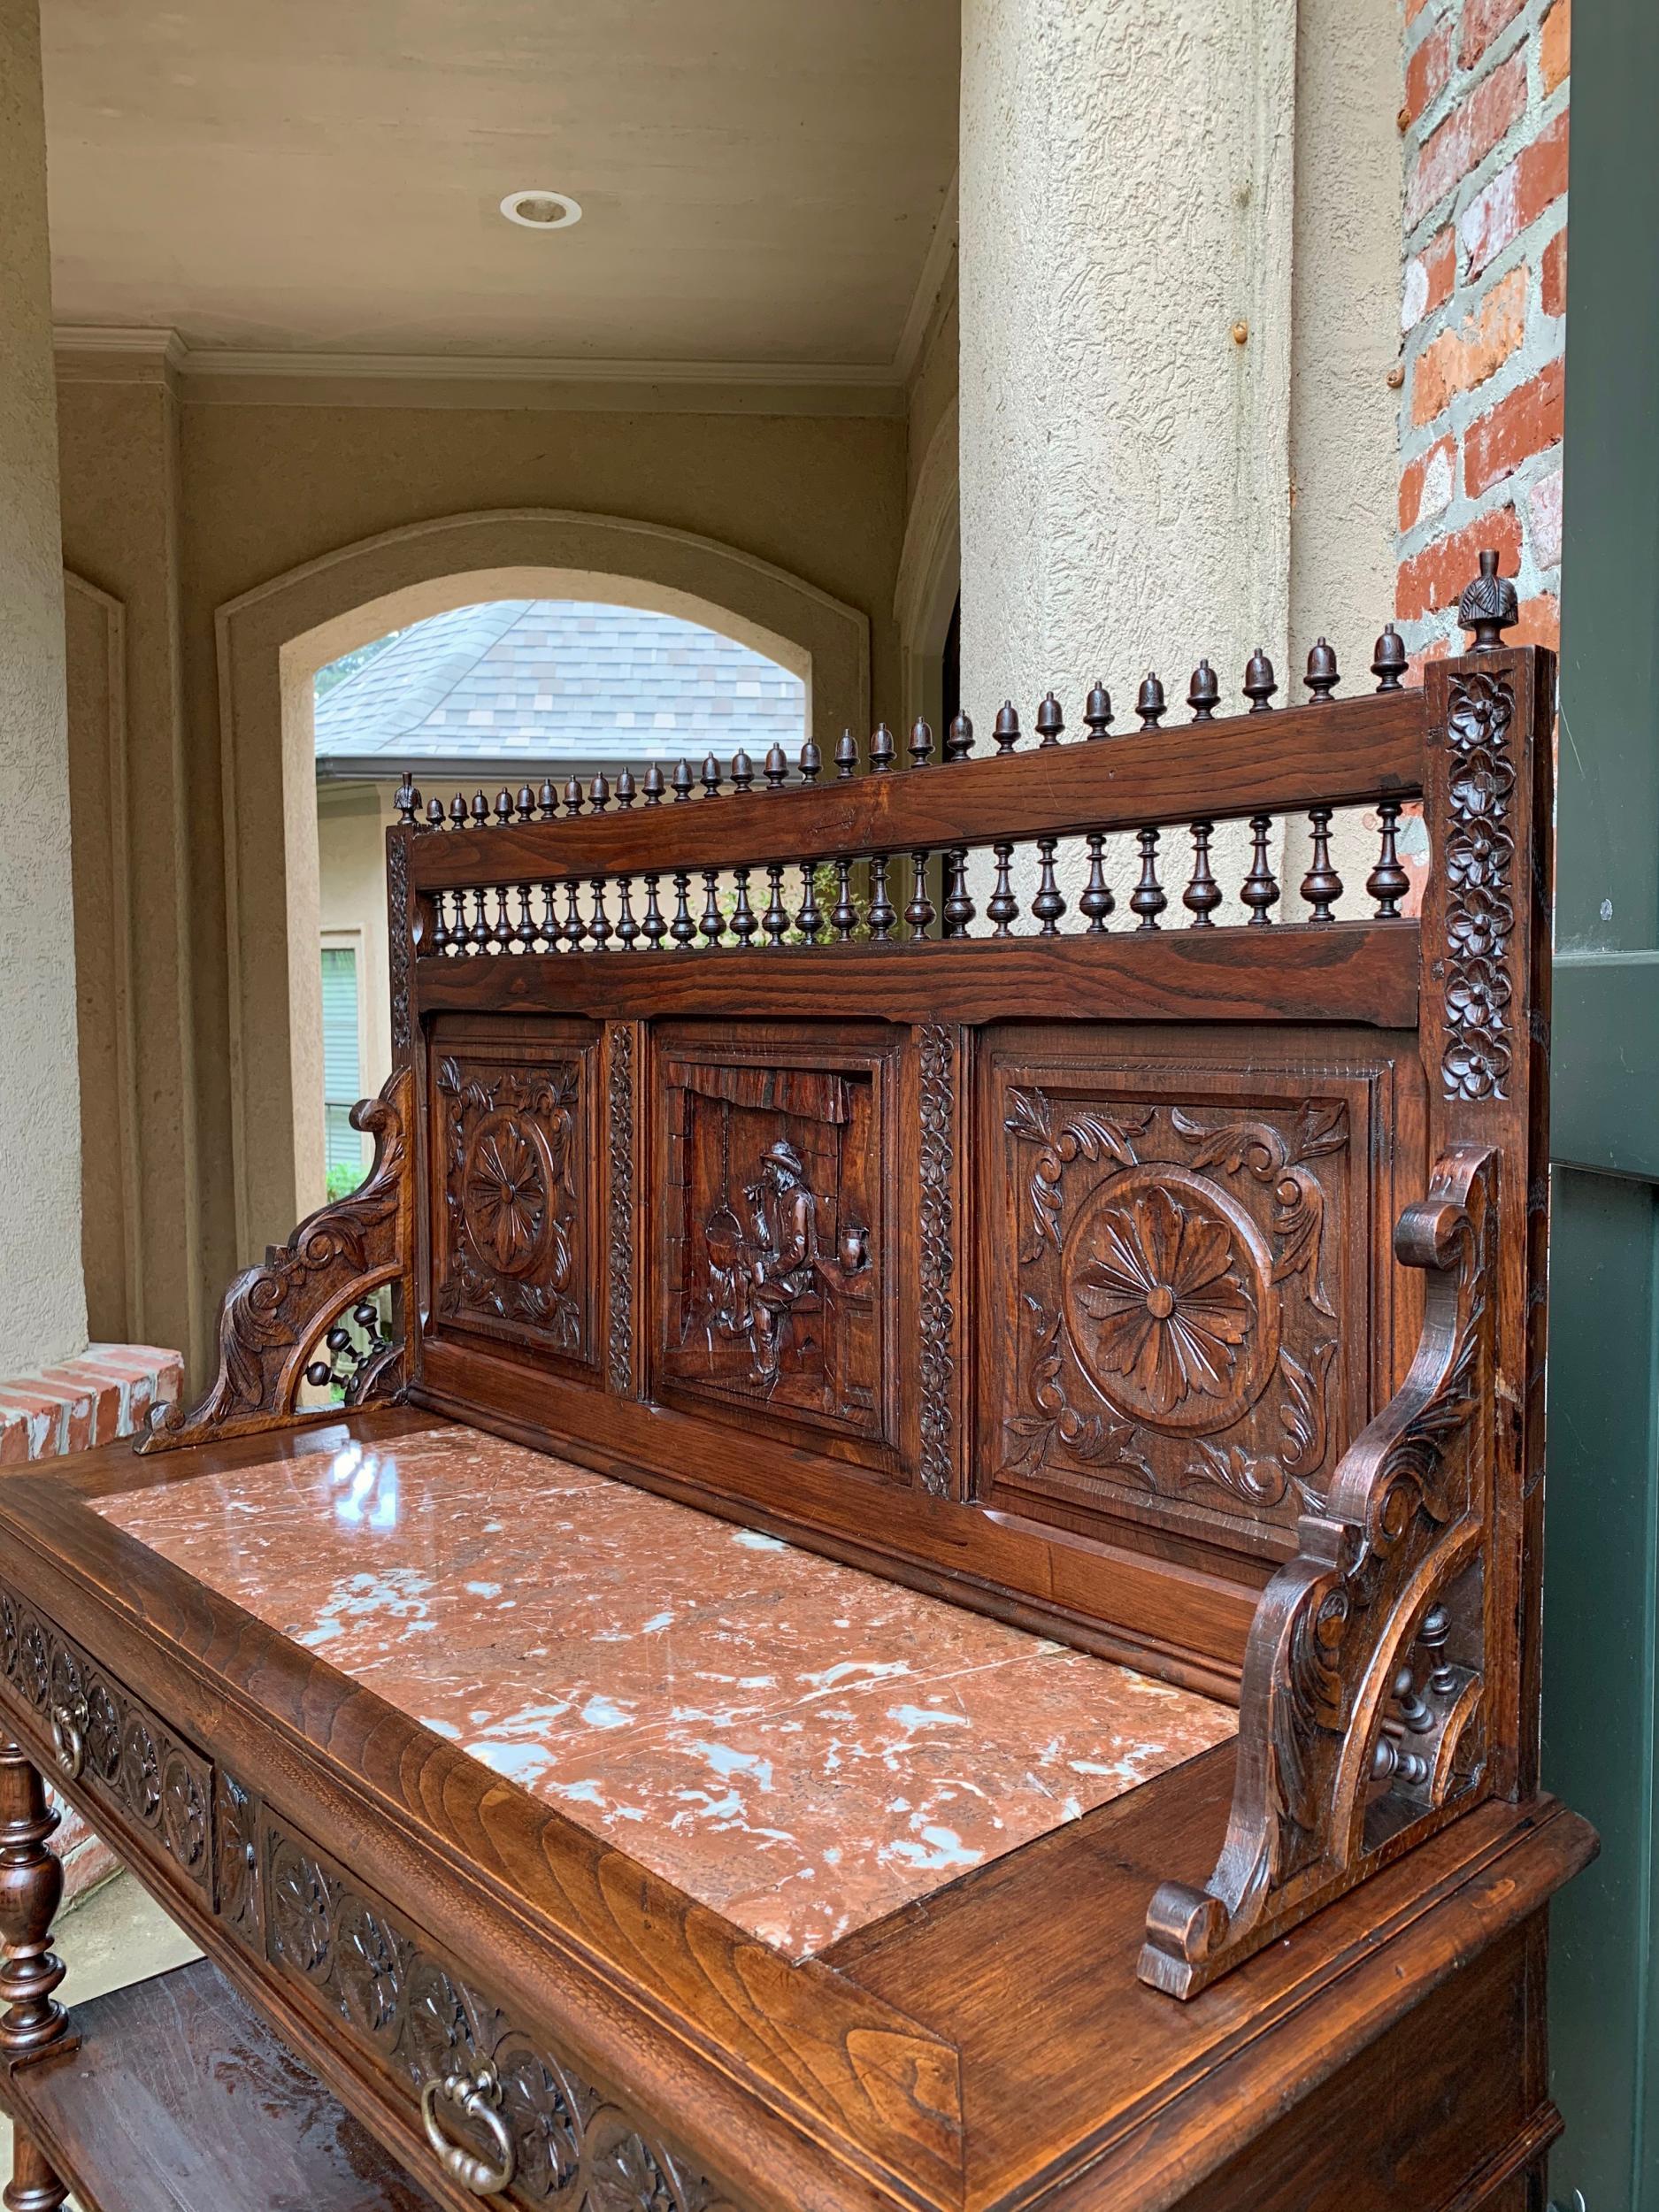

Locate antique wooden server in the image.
[0,562,1594,2212]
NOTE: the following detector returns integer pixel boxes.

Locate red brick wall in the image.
[1398,0,1568,656]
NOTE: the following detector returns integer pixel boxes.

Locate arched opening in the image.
[308,592,808,1200]
[213,509,868,1262]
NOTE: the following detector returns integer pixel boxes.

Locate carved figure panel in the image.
[985,1044,1418,1559]
[432,1036,598,1367]
[657,1050,887,1444]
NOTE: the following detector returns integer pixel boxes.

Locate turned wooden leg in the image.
[3,2124,68,2212]
[0,1740,74,2066]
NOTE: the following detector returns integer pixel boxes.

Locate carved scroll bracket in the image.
[141,1064,413,1455]
[1139,1141,1499,1999]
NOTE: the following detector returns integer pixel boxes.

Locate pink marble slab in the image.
[96,1425,1235,1958]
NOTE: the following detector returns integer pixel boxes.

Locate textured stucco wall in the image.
[0,0,86,1377]
[960,0,1297,719]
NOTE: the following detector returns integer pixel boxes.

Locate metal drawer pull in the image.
[420,2061,517,2197]
[50,1695,88,1781]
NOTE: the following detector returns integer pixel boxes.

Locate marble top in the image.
[96,1426,1235,1959]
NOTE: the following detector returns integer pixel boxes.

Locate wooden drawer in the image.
[0,1576,212,1905]
[222,1783,738,2211]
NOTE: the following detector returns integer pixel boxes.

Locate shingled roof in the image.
[314,598,807,780]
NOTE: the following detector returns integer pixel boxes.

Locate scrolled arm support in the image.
[1139,1141,1500,1999]
[139,1065,414,1455]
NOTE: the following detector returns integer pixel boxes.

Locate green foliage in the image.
[325,1160,365,1202]
[315,632,401,697]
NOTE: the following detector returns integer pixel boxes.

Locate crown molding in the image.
[50,326,909,414]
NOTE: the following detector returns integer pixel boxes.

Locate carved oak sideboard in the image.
[0,564,1594,2212]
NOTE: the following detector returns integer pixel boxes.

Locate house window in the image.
[321,943,365,1194]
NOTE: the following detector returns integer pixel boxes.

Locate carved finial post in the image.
[1035,693,1064,747]
[588,773,611,814]
[396,771,419,825]
[495,788,513,826]
[672,760,694,803]
[1304,638,1339,703]
[515,785,535,821]
[993,702,1021,756]
[1187,661,1219,722]
[1136,674,1166,732]
[641,764,664,807]
[909,717,934,767]
[426,796,445,830]
[538,779,557,819]
[799,735,822,783]
[449,792,467,830]
[731,751,754,795]
[563,777,584,817]
[1457,548,1519,649]
[701,754,722,799]
[764,744,787,789]
[1084,683,1113,740]
[835,729,859,780]
[472,791,490,829]
[944,710,974,761]
[1371,623,1408,691]
[615,767,636,810]
[1242,647,1278,711]
[870,722,896,773]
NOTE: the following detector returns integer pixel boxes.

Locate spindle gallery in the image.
[0,561,1590,2212]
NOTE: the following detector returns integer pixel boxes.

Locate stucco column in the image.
[0,0,88,1374]
[960,0,1296,719]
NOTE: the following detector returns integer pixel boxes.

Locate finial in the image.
[396,771,419,825]
[799,735,822,783]
[1304,637,1339,704]
[615,766,636,809]
[449,792,467,830]
[909,717,933,767]
[835,729,859,780]
[1136,673,1166,731]
[702,753,722,798]
[731,750,754,794]
[764,743,787,789]
[426,795,444,828]
[642,763,665,806]
[944,710,974,761]
[1084,683,1113,740]
[471,791,489,829]
[563,776,584,816]
[1457,549,1519,649]
[538,778,557,819]
[1187,661,1219,722]
[1371,623,1408,692]
[1242,647,1278,711]
[516,785,535,820]
[1035,692,1064,747]
[672,759,694,803]
[993,701,1020,756]
[870,722,895,772]
[588,773,610,813]
[495,789,513,826]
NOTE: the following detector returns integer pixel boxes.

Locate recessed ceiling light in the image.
[500,189,582,232]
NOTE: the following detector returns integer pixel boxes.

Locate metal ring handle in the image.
[50,1697,87,1782]
[419,2062,517,2197]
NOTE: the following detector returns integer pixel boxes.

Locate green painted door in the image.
[1542,2,1659,2201]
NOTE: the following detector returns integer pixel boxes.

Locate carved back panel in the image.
[376,614,1551,1741]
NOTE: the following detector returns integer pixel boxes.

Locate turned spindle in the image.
[1079,833,1113,932]
[797,862,824,941]
[730,867,757,945]
[942,848,975,936]
[1241,814,1280,924]
[1301,806,1342,923]
[1131,829,1166,930]
[700,870,726,944]
[832,857,858,941]
[763,864,788,946]
[538,884,558,952]
[429,889,451,956]
[1242,646,1278,711]
[1033,837,1066,935]
[491,887,513,951]
[1084,682,1113,740]
[1367,800,1410,918]
[0,1742,74,2068]
[987,843,1019,935]
[1035,693,1064,748]
[944,711,974,761]
[515,886,536,951]
[642,875,666,948]
[670,872,696,946]
[1184,823,1222,926]
[1371,623,1408,692]
[562,882,586,950]
[905,850,935,936]
[993,702,1021,756]
[588,878,613,950]
[868,855,896,940]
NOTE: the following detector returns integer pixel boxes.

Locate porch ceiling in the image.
[41,0,958,370]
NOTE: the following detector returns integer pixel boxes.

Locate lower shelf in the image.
[1,1955,441,2212]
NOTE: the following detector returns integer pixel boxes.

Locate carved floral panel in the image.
[987,1056,1401,1552]
[433,1042,596,1366]
[656,1051,887,1445]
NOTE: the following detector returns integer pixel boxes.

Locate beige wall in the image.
[318,780,398,1121]
[57,377,910,1379]
[0,0,84,1378]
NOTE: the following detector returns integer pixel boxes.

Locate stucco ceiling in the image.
[41,1,959,366]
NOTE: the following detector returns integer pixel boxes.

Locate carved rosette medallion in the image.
[607,1025,636,1394]
[1441,666,1517,1101]
[437,1054,587,1357]
[917,1024,957,1496]
[1001,1084,1350,1530]
[1060,1168,1278,1434]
